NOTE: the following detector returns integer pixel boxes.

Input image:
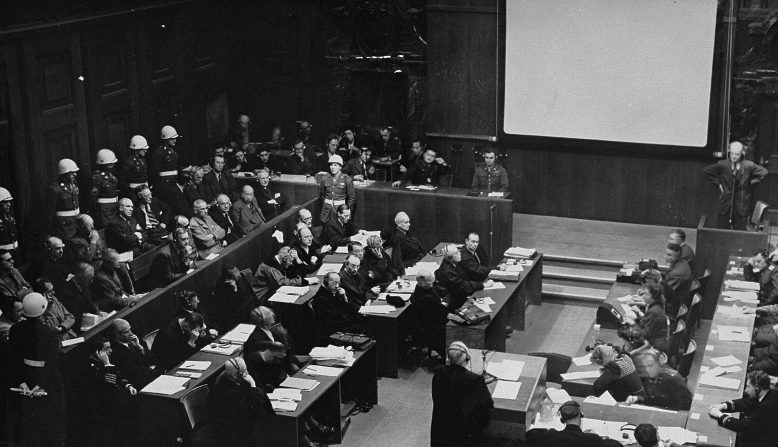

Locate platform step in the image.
[543,254,625,269]
[543,265,616,284]
[542,283,608,306]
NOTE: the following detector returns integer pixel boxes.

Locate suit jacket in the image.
[133,198,171,232]
[110,338,155,387]
[292,242,323,275]
[202,169,238,203]
[58,276,98,332]
[342,157,374,180]
[526,424,617,447]
[285,155,313,176]
[322,218,357,247]
[410,284,449,355]
[361,247,400,288]
[703,159,768,215]
[209,271,254,333]
[715,389,778,447]
[381,227,426,272]
[209,207,245,243]
[680,244,695,272]
[155,182,192,219]
[231,199,265,235]
[401,159,449,186]
[431,364,493,447]
[66,234,102,267]
[92,266,135,312]
[27,254,71,292]
[252,257,308,305]
[189,214,226,258]
[243,326,288,388]
[106,215,143,253]
[149,244,191,289]
[435,258,484,309]
[151,318,208,372]
[311,286,361,336]
[459,246,490,282]
[254,184,286,220]
[663,259,692,309]
[339,267,371,309]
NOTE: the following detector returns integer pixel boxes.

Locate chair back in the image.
[668,320,687,367]
[751,200,769,229]
[687,294,703,337]
[181,384,210,431]
[143,329,159,350]
[677,339,697,378]
[528,352,572,385]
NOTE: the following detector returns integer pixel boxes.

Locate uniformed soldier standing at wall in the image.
[90,149,120,229]
[0,187,18,254]
[46,159,81,240]
[149,125,181,188]
[318,154,355,224]
[121,135,150,199]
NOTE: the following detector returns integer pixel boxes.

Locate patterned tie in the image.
[146,205,159,228]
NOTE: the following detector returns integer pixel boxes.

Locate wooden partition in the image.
[695,215,769,319]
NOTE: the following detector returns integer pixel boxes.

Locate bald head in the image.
[45,236,65,259]
[241,185,255,202]
[729,141,744,163]
[193,199,208,217]
[224,357,248,382]
[395,211,410,231]
[119,198,134,217]
[298,208,313,225]
[444,244,461,262]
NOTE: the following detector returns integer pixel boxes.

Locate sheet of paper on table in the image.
[484,282,506,291]
[473,302,492,313]
[716,305,748,317]
[583,391,616,406]
[220,323,256,344]
[277,285,309,295]
[658,427,698,445]
[572,353,593,366]
[316,264,343,276]
[616,295,635,303]
[560,370,601,381]
[304,365,343,377]
[698,374,741,390]
[377,292,411,302]
[179,360,211,371]
[404,262,441,276]
[359,305,395,315]
[280,377,319,391]
[141,375,190,395]
[205,253,219,261]
[486,360,524,381]
[546,387,572,404]
[268,388,302,401]
[723,290,758,302]
[717,325,752,343]
[492,380,522,400]
[711,355,743,367]
[271,401,298,412]
[269,293,299,303]
[386,279,417,293]
[335,246,348,254]
[200,343,240,355]
[724,279,760,291]
[628,404,678,414]
[489,270,520,281]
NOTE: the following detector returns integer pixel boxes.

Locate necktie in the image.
[473,250,481,264]
[146,205,159,228]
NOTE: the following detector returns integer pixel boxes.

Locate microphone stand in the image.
[481,349,496,384]
[489,204,496,265]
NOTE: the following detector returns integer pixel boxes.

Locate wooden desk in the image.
[561,282,641,397]
[685,256,753,447]
[467,349,547,426]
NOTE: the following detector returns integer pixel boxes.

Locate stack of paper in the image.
[546,388,572,404]
[141,375,190,395]
[316,264,342,277]
[309,345,355,367]
[716,304,748,317]
[489,269,520,281]
[583,391,617,406]
[504,247,537,259]
[280,377,319,391]
[201,343,241,355]
[270,285,310,303]
[304,365,343,376]
[377,292,411,302]
[698,374,741,390]
[725,279,760,291]
[359,305,395,315]
[485,360,524,381]
[268,293,299,303]
[179,360,211,371]
[268,388,302,402]
[484,282,506,291]
[572,353,593,366]
[492,380,522,399]
[718,325,752,343]
[487,192,504,198]
[404,262,441,277]
[271,401,298,412]
[560,370,602,381]
[220,324,256,344]
[710,355,743,367]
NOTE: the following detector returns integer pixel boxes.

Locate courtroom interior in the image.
[3,0,778,446]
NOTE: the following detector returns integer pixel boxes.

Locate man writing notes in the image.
[703,141,767,230]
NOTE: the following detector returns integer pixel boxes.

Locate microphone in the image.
[489,204,496,211]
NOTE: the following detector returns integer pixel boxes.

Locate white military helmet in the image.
[22,292,48,318]
[0,187,12,202]
[328,155,344,166]
[160,125,179,140]
[57,158,80,175]
[96,149,118,165]
[129,135,149,150]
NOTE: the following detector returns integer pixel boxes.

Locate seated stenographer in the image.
[526,400,622,447]
[624,282,669,354]
[589,344,645,402]
[627,350,692,410]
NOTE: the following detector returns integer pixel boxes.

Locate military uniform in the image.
[318,172,355,223]
[402,160,449,186]
[149,144,179,186]
[90,169,119,229]
[0,208,18,252]
[46,181,80,240]
[121,153,148,197]
[471,164,509,192]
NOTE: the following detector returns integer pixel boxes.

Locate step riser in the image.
[543,254,624,268]
[542,293,603,308]
[543,272,614,285]
[543,259,621,274]
[544,278,612,292]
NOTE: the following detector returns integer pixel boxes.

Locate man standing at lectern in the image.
[703,141,767,230]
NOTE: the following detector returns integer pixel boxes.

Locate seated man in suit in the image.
[322,205,365,247]
[231,185,265,235]
[410,270,449,359]
[286,140,314,176]
[381,211,427,273]
[311,272,363,338]
[66,213,102,267]
[339,254,379,309]
[133,186,170,244]
[0,248,31,305]
[253,246,318,305]
[189,199,226,258]
[105,198,147,256]
[155,171,192,219]
[243,306,296,390]
[295,208,323,245]
[110,318,156,387]
[362,235,399,289]
[27,236,72,293]
[459,232,490,282]
[392,147,449,187]
[35,277,77,341]
[342,147,375,181]
[58,262,99,332]
[708,370,778,446]
[292,226,331,275]
[210,193,244,244]
[228,148,255,173]
[254,169,287,220]
[662,243,691,317]
[471,147,508,193]
[202,154,238,203]
[435,244,492,310]
[92,249,139,312]
[149,228,197,288]
[151,311,208,372]
[526,400,620,447]
[668,229,694,271]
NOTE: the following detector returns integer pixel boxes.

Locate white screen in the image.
[503,0,718,147]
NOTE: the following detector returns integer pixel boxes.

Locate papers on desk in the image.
[386,279,417,293]
[717,325,752,343]
[200,343,240,355]
[278,174,312,183]
[492,380,522,400]
[335,246,348,254]
[377,292,411,302]
[61,336,85,347]
[698,374,741,390]
[616,294,637,303]
[220,324,256,344]
[278,286,310,295]
[504,246,537,259]
[405,185,437,191]
[173,371,202,379]
[545,387,572,404]
[560,370,601,381]
[487,192,504,198]
[725,279,760,291]
[317,264,342,277]
[723,290,759,303]
[404,262,441,277]
[117,251,134,263]
[485,360,524,381]
[205,252,219,261]
[488,270,520,281]
[473,297,495,313]
[271,401,298,412]
[309,345,355,367]
[304,365,343,377]
[584,391,617,406]
[280,377,319,391]
[141,375,190,395]
[581,419,636,444]
[268,388,302,402]
[359,305,395,315]
[716,304,749,318]
[658,427,698,445]
[483,282,506,291]
[627,404,677,413]
[572,353,593,366]
[353,180,376,188]
[706,365,743,377]
[711,354,743,367]
[179,360,211,371]
[269,293,299,303]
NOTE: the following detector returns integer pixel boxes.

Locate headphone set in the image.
[558,401,582,423]
[446,342,471,365]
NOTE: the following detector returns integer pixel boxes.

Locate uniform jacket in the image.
[148,145,179,184]
[715,389,778,447]
[402,159,449,186]
[318,172,356,222]
[471,163,509,192]
[703,159,767,216]
[120,153,148,188]
[745,263,778,305]
[45,180,80,239]
[285,155,313,176]
[0,210,18,249]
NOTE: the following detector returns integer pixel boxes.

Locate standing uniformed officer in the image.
[121,135,150,199]
[0,187,18,253]
[90,149,120,229]
[46,159,81,240]
[319,155,355,224]
[9,292,67,447]
[149,125,181,188]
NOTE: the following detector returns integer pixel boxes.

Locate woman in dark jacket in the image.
[630,282,669,354]
[591,344,645,402]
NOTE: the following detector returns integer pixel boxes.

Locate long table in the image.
[240,174,514,264]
